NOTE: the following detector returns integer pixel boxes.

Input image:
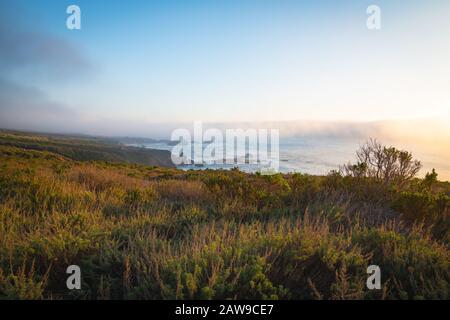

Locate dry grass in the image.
[0,144,448,300]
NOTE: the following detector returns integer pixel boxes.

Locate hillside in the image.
[0,134,448,300]
[0,130,174,168]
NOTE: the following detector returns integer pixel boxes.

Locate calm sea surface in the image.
[131,137,450,181]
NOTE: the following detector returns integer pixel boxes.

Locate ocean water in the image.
[131,137,450,180]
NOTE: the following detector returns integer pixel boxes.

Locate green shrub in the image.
[392,191,449,223]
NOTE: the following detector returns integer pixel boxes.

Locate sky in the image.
[0,0,449,137]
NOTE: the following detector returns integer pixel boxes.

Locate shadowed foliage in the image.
[0,133,448,300]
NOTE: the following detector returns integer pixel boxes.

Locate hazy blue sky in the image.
[0,0,449,135]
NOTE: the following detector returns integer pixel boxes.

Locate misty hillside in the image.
[0,130,174,168]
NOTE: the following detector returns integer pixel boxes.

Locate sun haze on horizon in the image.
[0,0,449,139]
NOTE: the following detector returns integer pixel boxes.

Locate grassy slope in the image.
[0,134,448,300]
[0,130,174,168]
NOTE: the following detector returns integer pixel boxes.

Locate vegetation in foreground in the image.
[0,133,448,300]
